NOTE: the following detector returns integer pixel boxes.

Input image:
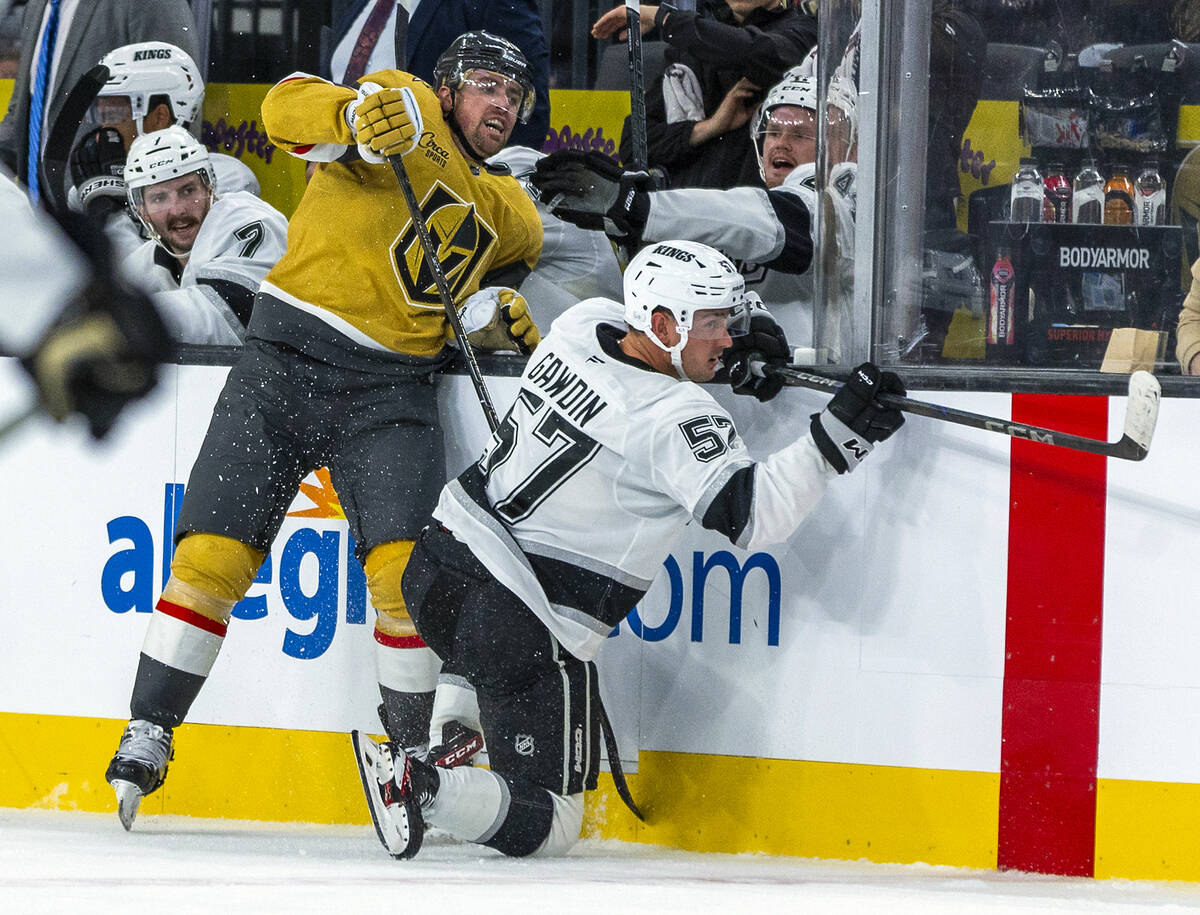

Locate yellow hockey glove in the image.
[458,287,541,355]
[347,83,423,163]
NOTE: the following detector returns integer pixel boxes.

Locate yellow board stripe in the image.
[586,751,999,868]
[14,711,1199,881]
[0,712,370,824]
[1095,778,1200,882]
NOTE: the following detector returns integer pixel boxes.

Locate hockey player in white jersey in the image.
[69,42,261,260]
[487,145,623,324]
[0,171,169,438]
[121,127,287,345]
[528,68,857,354]
[351,240,904,859]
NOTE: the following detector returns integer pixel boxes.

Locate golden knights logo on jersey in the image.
[392,182,497,308]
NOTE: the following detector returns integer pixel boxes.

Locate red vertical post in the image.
[998,393,1108,876]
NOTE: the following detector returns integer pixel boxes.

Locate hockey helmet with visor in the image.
[624,240,749,380]
[91,42,204,137]
[433,31,536,124]
[125,126,216,257]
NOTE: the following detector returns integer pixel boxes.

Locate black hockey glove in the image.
[70,127,128,219]
[529,150,652,245]
[720,297,790,402]
[810,362,906,474]
[22,213,171,439]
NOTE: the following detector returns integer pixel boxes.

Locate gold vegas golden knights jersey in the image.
[258,70,542,361]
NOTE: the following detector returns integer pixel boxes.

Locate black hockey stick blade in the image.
[40,64,110,219]
[387,152,499,433]
[759,363,1161,461]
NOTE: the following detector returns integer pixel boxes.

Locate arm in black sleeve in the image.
[700,464,756,544]
[618,62,704,172]
[764,188,813,275]
[658,9,817,88]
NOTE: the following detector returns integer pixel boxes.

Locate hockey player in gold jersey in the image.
[103,31,544,831]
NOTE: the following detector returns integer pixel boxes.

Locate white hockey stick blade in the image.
[1120,370,1161,460]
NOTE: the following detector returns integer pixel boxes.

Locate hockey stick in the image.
[39,64,110,219]
[755,363,1161,461]
[387,153,500,433]
[624,0,648,171]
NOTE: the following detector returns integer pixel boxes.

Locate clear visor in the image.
[88,95,135,127]
[130,169,212,217]
[756,111,819,148]
[687,306,749,340]
[458,68,535,122]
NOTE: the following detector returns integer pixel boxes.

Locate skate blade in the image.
[111,779,142,831]
[350,730,420,859]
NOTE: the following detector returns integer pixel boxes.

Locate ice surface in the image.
[3,809,1200,914]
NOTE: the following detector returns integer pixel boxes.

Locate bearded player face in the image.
[438,68,521,159]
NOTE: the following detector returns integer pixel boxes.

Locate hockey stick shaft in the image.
[388,153,500,433]
[758,363,1161,461]
[40,64,110,219]
[625,0,648,171]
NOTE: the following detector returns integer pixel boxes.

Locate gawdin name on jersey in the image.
[527,352,608,428]
[1058,246,1151,270]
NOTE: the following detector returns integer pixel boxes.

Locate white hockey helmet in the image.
[125,126,216,256]
[752,67,858,181]
[624,240,747,380]
[95,42,204,133]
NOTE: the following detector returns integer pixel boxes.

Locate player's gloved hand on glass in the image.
[457,286,541,355]
[70,127,128,218]
[720,293,789,402]
[529,150,653,245]
[347,83,423,163]
[809,362,905,474]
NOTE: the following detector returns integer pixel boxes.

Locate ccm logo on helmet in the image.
[133,49,174,61]
[650,243,695,262]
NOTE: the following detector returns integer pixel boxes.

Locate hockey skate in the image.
[351,730,434,859]
[105,719,174,831]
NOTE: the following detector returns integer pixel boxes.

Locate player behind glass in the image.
[351,240,905,859]
[121,127,287,345]
[528,67,858,351]
[69,42,260,258]
[102,31,544,831]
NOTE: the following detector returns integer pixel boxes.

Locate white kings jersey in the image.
[120,190,288,345]
[488,146,624,325]
[640,161,857,356]
[434,297,837,662]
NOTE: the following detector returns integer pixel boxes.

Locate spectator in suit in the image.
[324,0,551,150]
[0,0,198,205]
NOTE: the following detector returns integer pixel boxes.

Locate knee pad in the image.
[164,533,265,624]
[532,792,584,857]
[366,539,417,637]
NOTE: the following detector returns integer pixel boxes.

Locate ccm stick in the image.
[754,363,1161,461]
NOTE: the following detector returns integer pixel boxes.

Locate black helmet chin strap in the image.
[445,91,489,165]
